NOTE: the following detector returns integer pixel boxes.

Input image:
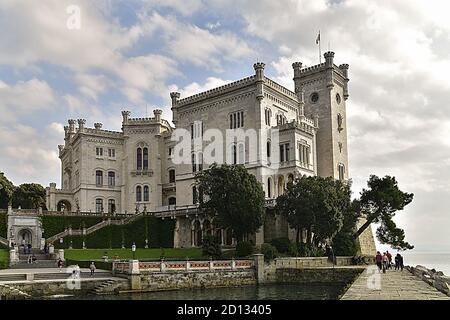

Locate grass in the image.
[64,248,203,261]
[0,249,9,269]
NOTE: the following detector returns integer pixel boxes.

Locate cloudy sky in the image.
[0,0,449,252]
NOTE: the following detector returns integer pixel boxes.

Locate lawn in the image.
[64,248,203,261]
[0,249,9,269]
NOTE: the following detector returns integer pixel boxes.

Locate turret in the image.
[253,62,265,100]
[170,92,180,125]
[324,51,335,89]
[94,123,103,131]
[339,64,350,100]
[77,119,86,133]
[121,110,131,126]
[153,109,163,122]
[68,119,76,140]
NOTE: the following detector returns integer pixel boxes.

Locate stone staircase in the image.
[10,249,56,269]
[90,278,128,295]
[0,283,31,299]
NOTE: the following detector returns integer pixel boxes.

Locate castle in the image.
[46,51,374,250]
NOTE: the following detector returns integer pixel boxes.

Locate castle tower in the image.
[292,51,350,180]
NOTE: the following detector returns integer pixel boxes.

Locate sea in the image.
[401,252,450,276]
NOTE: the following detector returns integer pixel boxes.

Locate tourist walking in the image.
[386,251,392,269]
[90,262,96,276]
[382,252,389,273]
[57,258,64,272]
[398,253,404,271]
[375,251,383,272]
[27,254,32,264]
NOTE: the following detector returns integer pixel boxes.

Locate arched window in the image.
[95,170,103,186]
[136,186,142,202]
[137,148,142,170]
[267,140,271,158]
[168,197,176,205]
[192,186,198,204]
[338,163,345,181]
[169,169,176,183]
[231,144,237,165]
[108,171,115,187]
[143,147,149,170]
[337,114,343,132]
[108,199,115,214]
[267,178,272,198]
[192,153,197,172]
[143,185,149,202]
[95,198,103,213]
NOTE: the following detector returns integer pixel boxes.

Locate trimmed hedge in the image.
[0,249,8,269]
[65,259,113,271]
[42,216,104,238]
[0,211,7,238]
[53,216,175,249]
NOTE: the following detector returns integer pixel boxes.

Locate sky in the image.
[0,0,449,252]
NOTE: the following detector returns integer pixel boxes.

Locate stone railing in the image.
[408,265,450,297]
[113,259,255,275]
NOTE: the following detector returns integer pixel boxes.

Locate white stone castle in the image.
[46,51,358,249]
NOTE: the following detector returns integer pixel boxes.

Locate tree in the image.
[195,164,265,242]
[0,172,14,209]
[354,175,414,250]
[12,183,47,209]
[275,175,351,247]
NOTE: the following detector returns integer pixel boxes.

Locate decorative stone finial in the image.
[324,51,335,67]
[68,119,76,133]
[292,62,304,94]
[153,109,163,122]
[170,92,180,107]
[94,123,103,130]
[77,119,86,132]
[121,110,131,125]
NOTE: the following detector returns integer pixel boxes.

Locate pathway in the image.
[341,266,450,300]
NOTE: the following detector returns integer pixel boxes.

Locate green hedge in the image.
[65,259,113,271]
[53,216,175,249]
[0,249,8,269]
[42,216,104,238]
[0,211,7,238]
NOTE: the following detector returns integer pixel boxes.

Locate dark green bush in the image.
[260,243,278,261]
[0,211,7,238]
[297,243,324,257]
[236,241,254,257]
[270,237,291,253]
[288,242,298,256]
[42,216,103,238]
[332,232,360,256]
[202,235,222,259]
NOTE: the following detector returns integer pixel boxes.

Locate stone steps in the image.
[10,261,57,269]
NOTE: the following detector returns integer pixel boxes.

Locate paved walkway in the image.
[341,266,450,300]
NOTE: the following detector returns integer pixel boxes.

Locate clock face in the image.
[310,92,319,103]
[336,93,341,104]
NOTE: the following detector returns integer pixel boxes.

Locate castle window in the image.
[168,197,176,206]
[192,153,197,173]
[95,198,103,213]
[192,186,198,204]
[267,178,272,198]
[229,111,244,129]
[143,147,149,170]
[168,147,173,156]
[310,92,319,103]
[143,186,149,202]
[108,148,115,158]
[265,109,272,126]
[338,163,345,181]
[169,169,176,183]
[267,140,271,158]
[95,170,103,186]
[96,147,103,157]
[108,199,115,214]
[337,114,343,132]
[136,186,142,202]
[108,171,115,187]
[279,143,290,162]
[137,148,142,170]
[298,142,311,167]
[231,144,237,165]
[198,153,203,171]
[238,143,245,164]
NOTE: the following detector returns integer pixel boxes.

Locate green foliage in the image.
[64,248,203,261]
[42,216,103,238]
[65,259,113,270]
[287,242,298,256]
[0,249,8,269]
[270,237,291,254]
[52,216,175,249]
[356,175,414,250]
[0,172,14,209]
[236,241,254,257]
[202,235,222,259]
[260,243,278,261]
[0,211,7,238]
[12,183,47,209]
[196,164,265,242]
[297,243,324,257]
[276,176,352,246]
[332,232,359,256]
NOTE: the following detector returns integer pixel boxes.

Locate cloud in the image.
[174,77,233,98]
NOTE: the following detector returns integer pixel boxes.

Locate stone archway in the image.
[57,200,72,213]
[18,229,32,246]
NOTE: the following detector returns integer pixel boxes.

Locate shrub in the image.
[332,232,360,256]
[297,243,324,257]
[202,235,222,259]
[260,243,278,261]
[270,237,291,253]
[236,241,254,257]
[287,242,298,256]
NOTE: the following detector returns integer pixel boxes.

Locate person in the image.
[57,258,63,272]
[27,254,32,264]
[32,254,37,264]
[89,261,96,276]
[44,243,48,255]
[395,253,401,270]
[386,251,392,269]
[382,252,389,273]
[27,243,32,255]
[398,253,404,271]
[375,251,383,272]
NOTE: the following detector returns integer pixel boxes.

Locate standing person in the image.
[382,252,389,273]
[375,251,383,272]
[395,253,401,270]
[57,258,63,272]
[399,254,404,271]
[386,251,392,269]
[89,262,96,276]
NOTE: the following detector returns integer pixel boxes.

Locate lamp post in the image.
[132,242,136,260]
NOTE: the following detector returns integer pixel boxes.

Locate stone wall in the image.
[136,270,256,292]
[275,267,363,285]
[356,218,377,256]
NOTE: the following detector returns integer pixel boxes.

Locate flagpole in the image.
[318,30,321,64]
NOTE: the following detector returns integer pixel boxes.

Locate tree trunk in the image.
[354,217,374,239]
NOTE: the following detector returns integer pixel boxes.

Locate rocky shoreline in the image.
[407,265,450,297]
